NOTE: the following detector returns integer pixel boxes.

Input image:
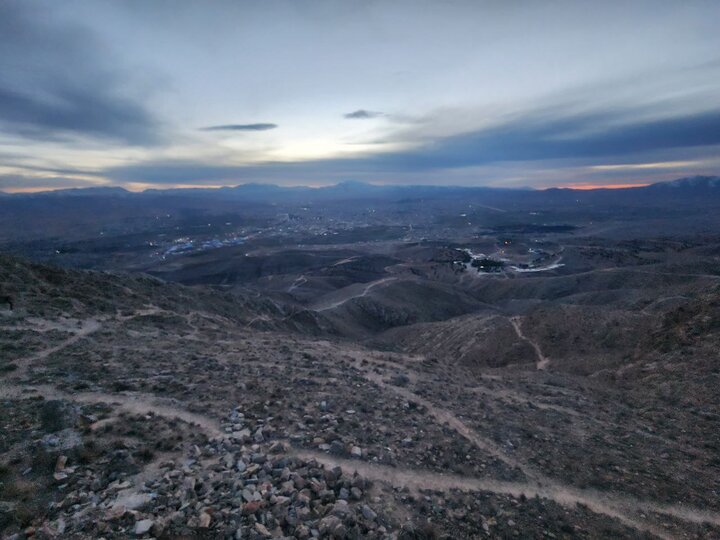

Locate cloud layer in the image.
[2,2,720,191]
[200,123,278,132]
[103,105,720,185]
[0,3,159,145]
[0,174,99,191]
[344,110,384,120]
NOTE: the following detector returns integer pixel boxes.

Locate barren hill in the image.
[2,254,720,539]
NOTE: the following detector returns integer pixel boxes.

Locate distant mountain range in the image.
[1,177,719,209]
[645,175,720,190]
[3,176,719,200]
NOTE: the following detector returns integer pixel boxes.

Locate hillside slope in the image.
[1,256,720,539]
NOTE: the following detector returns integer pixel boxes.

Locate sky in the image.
[2,0,720,192]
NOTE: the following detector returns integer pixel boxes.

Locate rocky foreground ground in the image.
[1,255,720,539]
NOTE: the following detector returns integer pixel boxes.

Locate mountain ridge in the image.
[5,175,720,199]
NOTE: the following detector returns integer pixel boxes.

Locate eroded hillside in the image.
[1,255,720,539]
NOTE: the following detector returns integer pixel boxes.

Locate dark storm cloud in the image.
[0,85,159,145]
[387,108,720,169]
[11,164,101,177]
[0,3,159,144]
[344,110,384,119]
[200,123,278,132]
[104,106,720,185]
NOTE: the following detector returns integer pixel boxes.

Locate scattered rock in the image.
[199,511,212,528]
[362,504,378,521]
[134,519,154,536]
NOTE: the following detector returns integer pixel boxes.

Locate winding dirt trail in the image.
[312,277,397,311]
[10,318,103,379]
[344,350,720,539]
[287,275,307,292]
[360,368,533,478]
[245,315,271,328]
[510,316,550,370]
[6,308,718,539]
[3,307,225,436]
[292,449,720,540]
[0,383,223,437]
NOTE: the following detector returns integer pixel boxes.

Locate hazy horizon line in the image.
[0,179,673,195]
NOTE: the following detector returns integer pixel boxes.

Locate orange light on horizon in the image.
[558,182,651,191]
[1,186,79,194]
[2,180,656,194]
